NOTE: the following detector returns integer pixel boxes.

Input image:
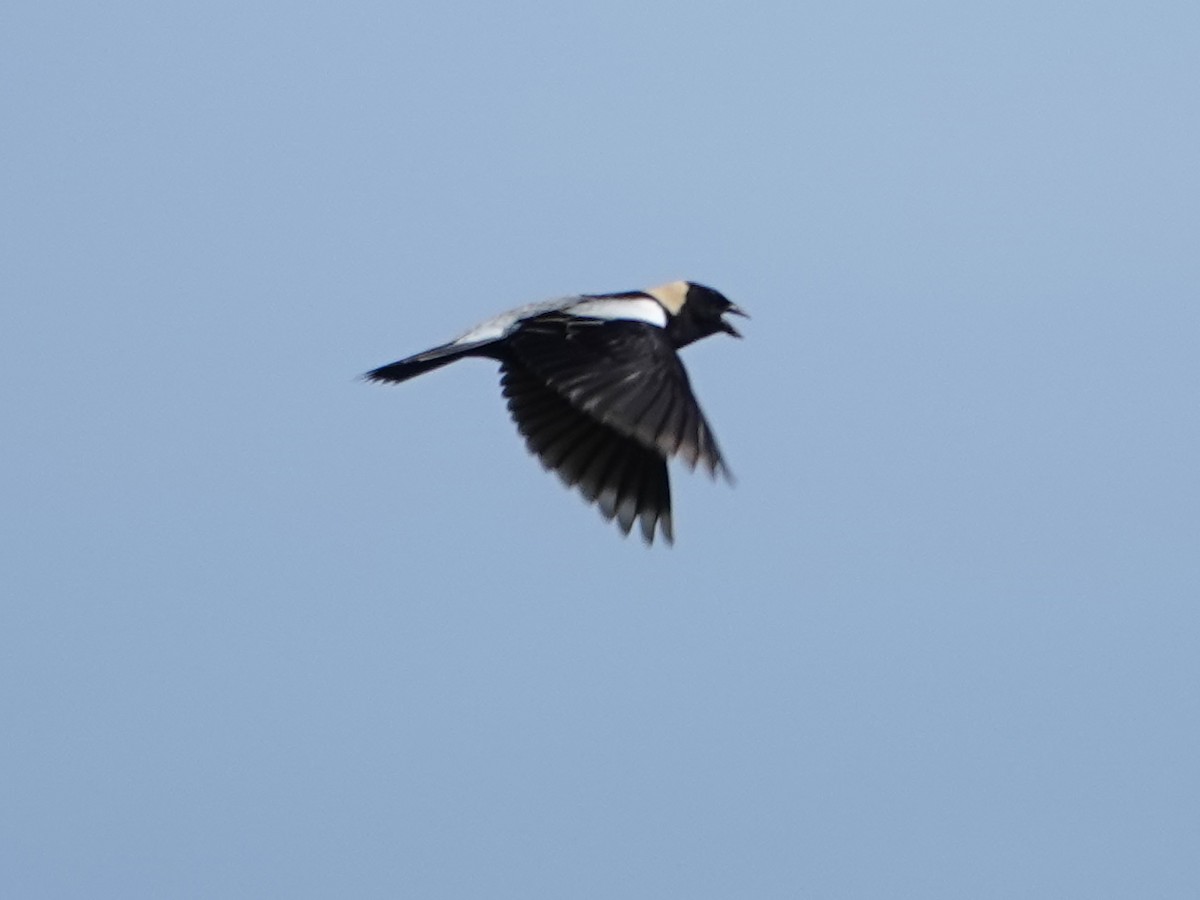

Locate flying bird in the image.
[364,280,746,544]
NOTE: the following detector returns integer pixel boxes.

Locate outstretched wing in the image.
[500,360,674,544]
[504,314,731,479]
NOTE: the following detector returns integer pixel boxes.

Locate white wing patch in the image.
[566,297,667,327]
[450,293,667,346]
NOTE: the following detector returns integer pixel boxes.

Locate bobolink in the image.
[365,280,746,544]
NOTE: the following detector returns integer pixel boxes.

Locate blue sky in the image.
[3,1,1198,897]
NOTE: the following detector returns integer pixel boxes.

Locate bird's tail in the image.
[363,340,492,385]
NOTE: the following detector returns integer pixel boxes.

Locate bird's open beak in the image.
[720,304,749,338]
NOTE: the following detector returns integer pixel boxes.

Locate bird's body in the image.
[365,280,745,544]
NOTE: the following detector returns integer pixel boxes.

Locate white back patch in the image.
[644,281,689,315]
[451,299,574,345]
[449,289,672,346]
[567,297,668,328]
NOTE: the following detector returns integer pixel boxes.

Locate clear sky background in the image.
[3,1,1198,897]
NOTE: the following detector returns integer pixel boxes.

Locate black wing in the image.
[505,314,731,479]
[501,360,673,544]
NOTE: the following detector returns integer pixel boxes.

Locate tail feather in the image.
[363,340,493,385]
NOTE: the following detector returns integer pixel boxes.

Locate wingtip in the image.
[659,511,675,546]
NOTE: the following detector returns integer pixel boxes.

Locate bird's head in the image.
[647,281,749,347]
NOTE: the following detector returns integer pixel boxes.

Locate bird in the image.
[364,280,747,545]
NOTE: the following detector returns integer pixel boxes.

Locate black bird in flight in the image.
[365,280,746,544]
